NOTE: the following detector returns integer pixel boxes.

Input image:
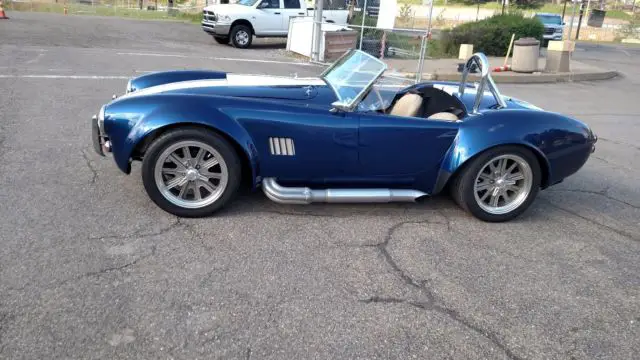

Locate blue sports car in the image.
[91,49,597,222]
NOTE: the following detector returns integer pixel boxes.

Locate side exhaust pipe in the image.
[261,178,428,204]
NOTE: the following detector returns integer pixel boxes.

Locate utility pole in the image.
[312,0,324,62]
[575,0,586,40]
[568,0,578,40]
[561,0,568,20]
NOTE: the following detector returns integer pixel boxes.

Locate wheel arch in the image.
[434,142,551,195]
[230,19,255,35]
[130,122,258,191]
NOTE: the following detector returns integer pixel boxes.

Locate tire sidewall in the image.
[230,25,252,49]
[141,128,241,218]
[460,146,541,222]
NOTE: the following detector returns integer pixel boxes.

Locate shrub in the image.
[440,12,544,57]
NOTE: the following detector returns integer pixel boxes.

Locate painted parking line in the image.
[117,52,321,67]
[0,74,130,79]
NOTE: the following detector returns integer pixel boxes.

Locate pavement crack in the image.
[597,137,640,151]
[61,245,157,287]
[360,220,523,360]
[541,198,639,242]
[81,149,98,184]
[546,188,639,209]
[89,217,183,241]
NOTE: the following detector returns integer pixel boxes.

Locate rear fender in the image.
[432,110,560,194]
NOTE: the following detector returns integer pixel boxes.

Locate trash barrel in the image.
[511,37,540,73]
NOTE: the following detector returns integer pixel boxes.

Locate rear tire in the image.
[450,145,541,222]
[230,24,252,49]
[141,127,242,218]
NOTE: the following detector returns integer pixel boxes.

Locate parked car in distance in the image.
[202,0,349,48]
[91,50,597,223]
[534,12,565,44]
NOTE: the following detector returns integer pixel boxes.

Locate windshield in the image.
[536,15,562,25]
[321,50,387,110]
[238,0,260,6]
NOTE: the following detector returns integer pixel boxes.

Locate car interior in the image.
[364,84,468,122]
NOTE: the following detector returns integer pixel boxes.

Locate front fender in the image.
[128,70,227,92]
[104,95,259,185]
[433,109,591,193]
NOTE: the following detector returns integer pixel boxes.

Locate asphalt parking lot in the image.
[1,12,639,360]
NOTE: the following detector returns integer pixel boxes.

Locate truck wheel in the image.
[213,36,229,45]
[141,127,242,218]
[449,145,541,222]
[230,24,252,49]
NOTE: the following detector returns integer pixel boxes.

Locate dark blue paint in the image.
[100,70,597,195]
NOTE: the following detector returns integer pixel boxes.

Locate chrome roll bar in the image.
[457,53,507,114]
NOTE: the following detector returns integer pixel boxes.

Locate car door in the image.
[239,107,361,183]
[281,0,306,29]
[253,0,283,35]
[357,112,460,189]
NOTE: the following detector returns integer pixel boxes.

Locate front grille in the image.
[544,28,555,35]
[203,10,217,22]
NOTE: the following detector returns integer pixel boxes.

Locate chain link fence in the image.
[302,0,437,83]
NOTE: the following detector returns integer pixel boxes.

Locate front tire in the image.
[450,146,541,222]
[141,127,241,218]
[230,24,252,49]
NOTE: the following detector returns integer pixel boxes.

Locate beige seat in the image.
[389,93,423,117]
[427,112,460,121]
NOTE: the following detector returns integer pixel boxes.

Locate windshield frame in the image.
[320,49,388,112]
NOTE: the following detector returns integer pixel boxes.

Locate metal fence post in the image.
[312,0,324,62]
[416,0,434,83]
[359,0,367,50]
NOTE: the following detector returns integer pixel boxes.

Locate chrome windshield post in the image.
[457,53,507,114]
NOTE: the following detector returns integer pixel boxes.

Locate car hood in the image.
[117,73,329,102]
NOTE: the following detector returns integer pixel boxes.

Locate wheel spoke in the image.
[199,180,217,193]
[498,158,508,175]
[166,176,187,190]
[182,146,193,162]
[505,162,517,175]
[193,181,202,200]
[201,158,219,170]
[476,182,493,191]
[490,193,500,207]
[479,173,493,182]
[162,168,184,175]
[506,172,525,181]
[194,148,206,166]
[178,182,189,198]
[168,154,186,169]
[480,189,492,202]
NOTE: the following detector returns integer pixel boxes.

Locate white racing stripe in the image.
[121,73,327,99]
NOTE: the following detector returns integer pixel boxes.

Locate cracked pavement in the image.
[1,12,639,360]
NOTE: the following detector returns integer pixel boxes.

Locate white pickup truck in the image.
[202,0,349,48]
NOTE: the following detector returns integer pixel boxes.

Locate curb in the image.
[400,70,620,84]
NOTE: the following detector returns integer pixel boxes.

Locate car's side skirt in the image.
[261,178,428,204]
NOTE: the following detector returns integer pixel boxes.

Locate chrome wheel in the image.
[154,140,229,209]
[473,154,533,215]
[235,30,249,46]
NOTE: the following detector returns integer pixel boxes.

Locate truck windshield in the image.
[238,0,260,5]
[536,15,562,25]
[321,49,387,110]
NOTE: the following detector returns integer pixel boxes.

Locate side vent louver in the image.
[269,137,295,156]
